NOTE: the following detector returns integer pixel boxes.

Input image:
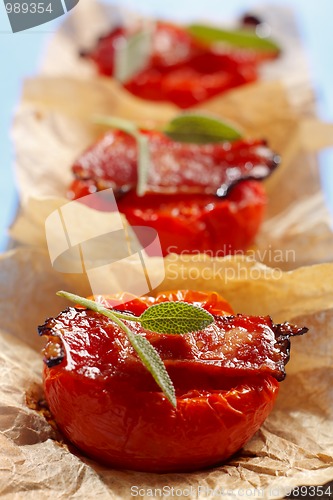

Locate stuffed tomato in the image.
[39,290,306,473]
[68,126,280,256]
[81,19,280,108]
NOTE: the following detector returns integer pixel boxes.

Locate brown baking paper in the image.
[11,76,333,269]
[0,247,333,499]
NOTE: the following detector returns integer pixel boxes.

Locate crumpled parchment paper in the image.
[0,248,333,499]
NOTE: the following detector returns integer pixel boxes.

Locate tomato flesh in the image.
[38,290,306,472]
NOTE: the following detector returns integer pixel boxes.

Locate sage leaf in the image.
[127,331,176,407]
[94,115,149,196]
[114,26,153,83]
[164,113,243,143]
[56,291,176,407]
[139,301,214,334]
[188,24,280,53]
[56,291,137,323]
[57,292,216,406]
[94,115,138,134]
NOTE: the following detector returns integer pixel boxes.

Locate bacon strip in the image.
[71,130,280,197]
[39,308,306,386]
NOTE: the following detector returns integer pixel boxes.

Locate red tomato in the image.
[81,22,279,107]
[117,180,266,255]
[39,290,302,472]
[68,130,279,256]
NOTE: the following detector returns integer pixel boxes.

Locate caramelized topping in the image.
[39,307,307,388]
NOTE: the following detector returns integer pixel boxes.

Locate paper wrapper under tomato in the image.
[0,248,333,497]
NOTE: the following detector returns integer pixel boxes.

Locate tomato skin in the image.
[67,177,267,256]
[67,178,267,254]
[41,290,282,472]
[67,181,266,255]
[118,180,266,255]
[44,368,278,472]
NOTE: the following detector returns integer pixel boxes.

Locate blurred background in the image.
[0,0,332,250]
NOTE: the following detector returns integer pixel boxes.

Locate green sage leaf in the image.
[187,24,280,53]
[94,115,149,197]
[127,331,176,407]
[114,26,153,83]
[164,113,243,144]
[56,291,176,407]
[94,115,138,134]
[139,301,214,334]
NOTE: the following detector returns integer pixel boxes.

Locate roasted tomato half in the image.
[81,21,279,107]
[68,129,279,256]
[39,290,306,472]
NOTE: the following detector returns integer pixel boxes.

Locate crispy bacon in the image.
[71,130,280,198]
[39,307,306,392]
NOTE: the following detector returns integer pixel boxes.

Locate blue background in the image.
[1,0,332,251]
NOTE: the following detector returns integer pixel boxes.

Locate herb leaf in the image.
[114,27,153,83]
[127,331,176,407]
[135,132,150,197]
[94,115,149,197]
[56,291,217,406]
[140,301,214,334]
[56,291,176,407]
[187,24,280,53]
[56,291,137,323]
[163,113,243,144]
[94,115,138,134]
